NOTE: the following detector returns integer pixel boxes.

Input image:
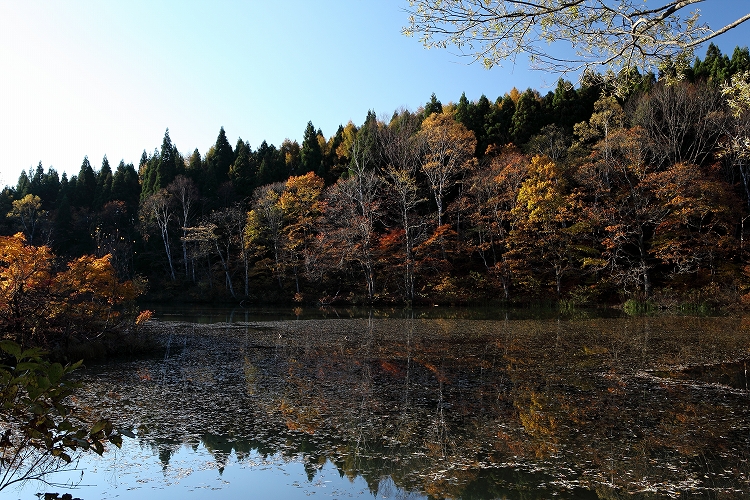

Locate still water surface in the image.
[9,309,750,499]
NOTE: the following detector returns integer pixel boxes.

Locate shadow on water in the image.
[18,312,750,498]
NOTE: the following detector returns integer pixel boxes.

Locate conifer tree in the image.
[16,171,30,199]
[484,95,515,147]
[300,121,323,174]
[511,89,542,145]
[111,160,141,214]
[155,129,181,190]
[209,127,234,184]
[424,93,443,117]
[229,138,256,198]
[75,156,96,209]
[95,155,113,210]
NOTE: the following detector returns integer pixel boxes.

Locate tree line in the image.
[3,44,750,308]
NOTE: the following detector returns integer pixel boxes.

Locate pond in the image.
[8,311,750,499]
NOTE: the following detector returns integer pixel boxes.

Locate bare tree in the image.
[167,175,200,279]
[140,189,176,281]
[631,80,727,167]
[321,133,384,301]
[380,110,425,301]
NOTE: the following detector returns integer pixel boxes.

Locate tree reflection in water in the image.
[63,315,750,498]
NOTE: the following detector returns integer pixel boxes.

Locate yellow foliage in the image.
[514,155,565,222]
[0,233,142,346]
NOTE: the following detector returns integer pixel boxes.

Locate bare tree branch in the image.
[403,0,749,77]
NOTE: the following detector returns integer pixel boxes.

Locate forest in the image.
[2,44,750,310]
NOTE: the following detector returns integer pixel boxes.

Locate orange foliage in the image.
[0,233,142,347]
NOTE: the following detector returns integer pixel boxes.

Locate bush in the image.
[0,341,121,491]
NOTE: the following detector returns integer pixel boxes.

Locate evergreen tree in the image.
[424,93,443,117]
[29,163,44,196]
[485,94,515,146]
[691,43,731,84]
[140,150,159,201]
[353,111,380,171]
[187,148,202,173]
[730,46,750,77]
[548,80,579,131]
[326,124,348,182]
[52,194,73,254]
[280,139,301,177]
[455,92,471,127]
[511,89,543,145]
[58,172,70,205]
[259,141,288,186]
[300,121,323,174]
[16,171,30,199]
[456,94,491,157]
[229,138,256,198]
[155,129,181,190]
[0,187,14,234]
[111,160,141,215]
[209,127,234,185]
[138,150,148,178]
[38,168,60,210]
[75,156,97,209]
[95,155,113,210]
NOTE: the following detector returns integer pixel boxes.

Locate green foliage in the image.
[209,127,235,185]
[0,340,121,491]
[300,121,323,175]
[229,139,256,198]
[623,299,656,316]
[423,92,442,117]
[511,89,542,145]
[74,156,96,209]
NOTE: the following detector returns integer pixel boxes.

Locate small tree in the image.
[140,190,176,281]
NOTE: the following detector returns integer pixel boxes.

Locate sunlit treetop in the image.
[403,0,750,79]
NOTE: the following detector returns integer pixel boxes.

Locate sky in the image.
[0,0,748,188]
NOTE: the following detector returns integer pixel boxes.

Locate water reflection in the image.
[27,316,750,498]
[148,303,624,323]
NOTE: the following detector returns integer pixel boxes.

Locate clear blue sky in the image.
[0,0,747,188]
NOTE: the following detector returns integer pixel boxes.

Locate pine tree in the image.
[16,171,31,199]
[300,121,323,174]
[229,138,256,198]
[485,94,515,147]
[511,89,542,145]
[95,155,113,210]
[424,93,443,117]
[111,160,141,214]
[209,127,234,185]
[155,129,181,190]
[38,168,60,210]
[75,156,97,209]
[140,150,159,201]
[730,46,750,77]
[455,92,471,127]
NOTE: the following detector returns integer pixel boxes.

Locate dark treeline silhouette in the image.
[3,44,750,307]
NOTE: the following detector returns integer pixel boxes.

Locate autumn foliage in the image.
[0,233,140,348]
[3,45,750,307]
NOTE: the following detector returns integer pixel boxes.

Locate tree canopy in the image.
[403,0,750,78]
